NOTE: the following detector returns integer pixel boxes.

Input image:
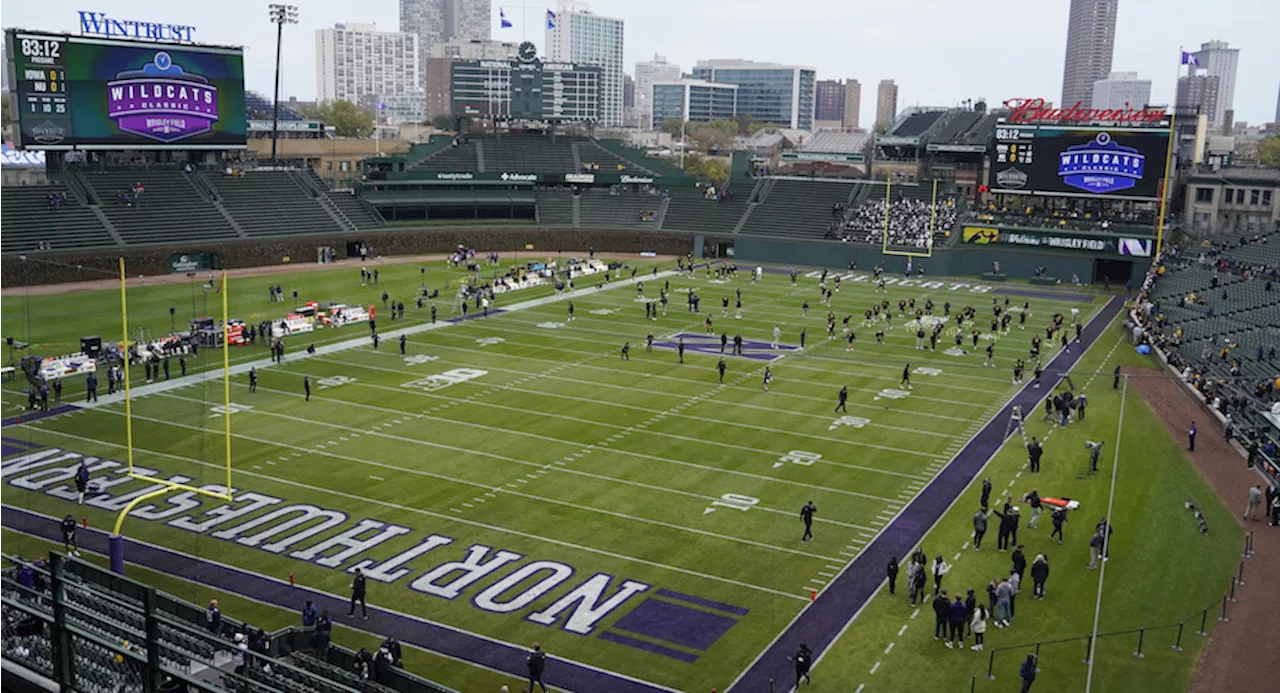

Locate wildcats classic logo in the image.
[1057,132,1145,194]
[107,51,218,142]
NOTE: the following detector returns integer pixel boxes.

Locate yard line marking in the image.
[855,685,865,693]
[251,465,262,470]
[826,564,842,570]
[840,551,857,557]
[911,609,920,620]
[462,503,474,508]
[818,572,834,578]
[31,425,810,602]
[369,475,385,481]
[870,661,881,674]
[883,642,894,655]
[953,552,961,561]
[449,508,461,513]
[897,625,908,637]
[961,541,969,549]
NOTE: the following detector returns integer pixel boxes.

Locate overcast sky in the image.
[6,0,1279,124]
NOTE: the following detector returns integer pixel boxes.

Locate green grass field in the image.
[0,257,1241,693]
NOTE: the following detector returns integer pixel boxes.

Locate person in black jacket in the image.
[1023,489,1043,528]
[526,643,548,693]
[964,588,977,636]
[1020,653,1038,692]
[932,590,950,640]
[992,507,1018,551]
[1011,545,1027,581]
[973,508,988,549]
[886,557,899,595]
[1050,507,1068,544]
[348,567,367,619]
[980,478,993,512]
[1030,554,1050,599]
[380,637,402,667]
[793,643,813,687]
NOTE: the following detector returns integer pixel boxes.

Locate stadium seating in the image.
[210,171,342,237]
[535,189,576,226]
[575,140,658,175]
[738,179,860,239]
[0,183,118,253]
[659,182,755,233]
[408,139,482,173]
[888,110,946,137]
[300,171,386,229]
[81,171,239,246]
[928,111,983,144]
[577,189,663,228]
[477,134,579,175]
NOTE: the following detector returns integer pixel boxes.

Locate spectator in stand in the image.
[206,599,222,636]
[301,600,317,628]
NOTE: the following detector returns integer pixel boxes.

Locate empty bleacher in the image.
[576,140,657,175]
[928,111,984,145]
[210,171,340,237]
[408,138,482,172]
[478,134,578,175]
[535,189,575,225]
[0,184,118,253]
[889,110,946,137]
[577,189,663,228]
[660,183,754,233]
[738,179,859,239]
[82,170,238,246]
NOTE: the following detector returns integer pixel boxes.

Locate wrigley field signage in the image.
[1003,98,1167,126]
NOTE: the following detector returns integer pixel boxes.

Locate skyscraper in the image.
[844,79,861,130]
[1176,73,1220,122]
[875,79,898,129]
[1191,40,1239,126]
[546,1,625,127]
[400,0,491,88]
[634,54,681,130]
[1059,0,1118,110]
[316,23,421,104]
[815,79,862,130]
[1090,71,1151,110]
[692,60,815,130]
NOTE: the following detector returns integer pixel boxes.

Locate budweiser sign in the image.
[1004,98,1166,125]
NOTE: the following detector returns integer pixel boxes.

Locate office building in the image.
[1059,0,1118,109]
[1091,71,1151,110]
[1191,40,1239,126]
[1177,73,1220,123]
[452,41,601,122]
[546,0,625,127]
[875,79,898,128]
[844,79,861,130]
[635,54,681,130]
[691,59,816,130]
[316,23,421,104]
[651,80,737,124]
[400,0,491,87]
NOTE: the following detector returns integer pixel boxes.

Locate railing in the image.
[972,532,1257,690]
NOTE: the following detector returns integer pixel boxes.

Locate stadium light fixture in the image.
[268,4,299,166]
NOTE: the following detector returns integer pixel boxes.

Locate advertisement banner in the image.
[959,226,1150,255]
[168,252,219,273]
[8,29,247,149]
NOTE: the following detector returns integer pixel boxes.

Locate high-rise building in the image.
[844,79,861,130]
[1191,40,1238,126]
[546,1,625,127]
[634,54,681,130]
[651,80,737,124]
[814,79,862,130]
[424,39,517,120]
[690,59,816,130]
[316,23,421,105]
[1176,72,1220,122]
[1059,0,1118,110]
[1090,71,1151,110]
[875,79,898,129]
[400,0,491,88]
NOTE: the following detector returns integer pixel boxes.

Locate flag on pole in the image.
[1180,50,1199,66]
[500,9,512,28]
[546,9,557,29]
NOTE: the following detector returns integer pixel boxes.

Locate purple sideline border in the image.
[2,404,81,429]
[726,296,1123,691]
[655,588,751,616]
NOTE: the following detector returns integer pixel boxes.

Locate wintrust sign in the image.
[78,11,197,43]
[1004,98,1166,126]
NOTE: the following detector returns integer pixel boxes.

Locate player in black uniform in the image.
[525,644,549,693]
[733,334,743,356]
[61,514,80,556]
[794,643,813,687]
[621,342,631,361]
[717,358,727,384]
[677,338,685,364]
[249,368,258,393]
[800,501,817,541]
[985,343,995,367]
[722,296,730,316]
[1013,359,1025,384]
[1032,364,1043,388]
[567,302,575,322]
[835,386,848,413]
[646,332,654,352]
[720,332,728,353]
[400,335,407,355]
[75,461,91,504]
[304,376,311,401]
[846,329,856,351]
[901,364,913,389]
[762,367,772,392]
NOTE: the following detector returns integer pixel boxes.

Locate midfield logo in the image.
[650,333,799,362]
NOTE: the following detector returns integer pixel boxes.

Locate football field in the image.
[3,258,1129,691]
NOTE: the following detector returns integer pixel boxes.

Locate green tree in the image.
[431,114,457,131]
[661,118,685,137]
[298,100,374,138]
[874,119,890,134]
[1259,136,1280,169]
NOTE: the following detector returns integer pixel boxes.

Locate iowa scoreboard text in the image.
[6,29,246,150]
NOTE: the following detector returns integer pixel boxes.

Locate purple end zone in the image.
[0,505,673,693]
[599,632,699,663]
[2,438,43,458]
[727,296,1123,692]
[611,598,739,651]
[2,404,80,429]
[655,588,751,616]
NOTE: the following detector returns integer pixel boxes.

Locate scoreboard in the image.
[5,29,246,150]
[990,124,1170,201]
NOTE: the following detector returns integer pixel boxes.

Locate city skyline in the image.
[3,0,1278,125]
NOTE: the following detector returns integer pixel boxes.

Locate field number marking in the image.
[209,403,253,418]
[476,337,505,347]
[537,322,566,329]
[703,493,760,515]
[316,375,357,390]
[776,450,822,468]
[828,416,871,431]
[402,368,488,392]
[873,388,910,401]
[913,367,943,376]
[403,355,439,366]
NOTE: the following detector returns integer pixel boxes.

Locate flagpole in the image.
[1155,54,1183,258]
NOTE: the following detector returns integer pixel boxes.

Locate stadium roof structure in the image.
[877,107,947,146]
[738,128,810,153]
[797,130,871,154]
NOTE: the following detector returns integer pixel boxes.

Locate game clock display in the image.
[6,29,246,150]
[989,124,1170,201]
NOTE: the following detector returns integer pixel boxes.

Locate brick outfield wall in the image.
[0,228,697,288]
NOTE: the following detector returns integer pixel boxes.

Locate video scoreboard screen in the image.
[989,124,1170,201]
[6,29,247,149]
